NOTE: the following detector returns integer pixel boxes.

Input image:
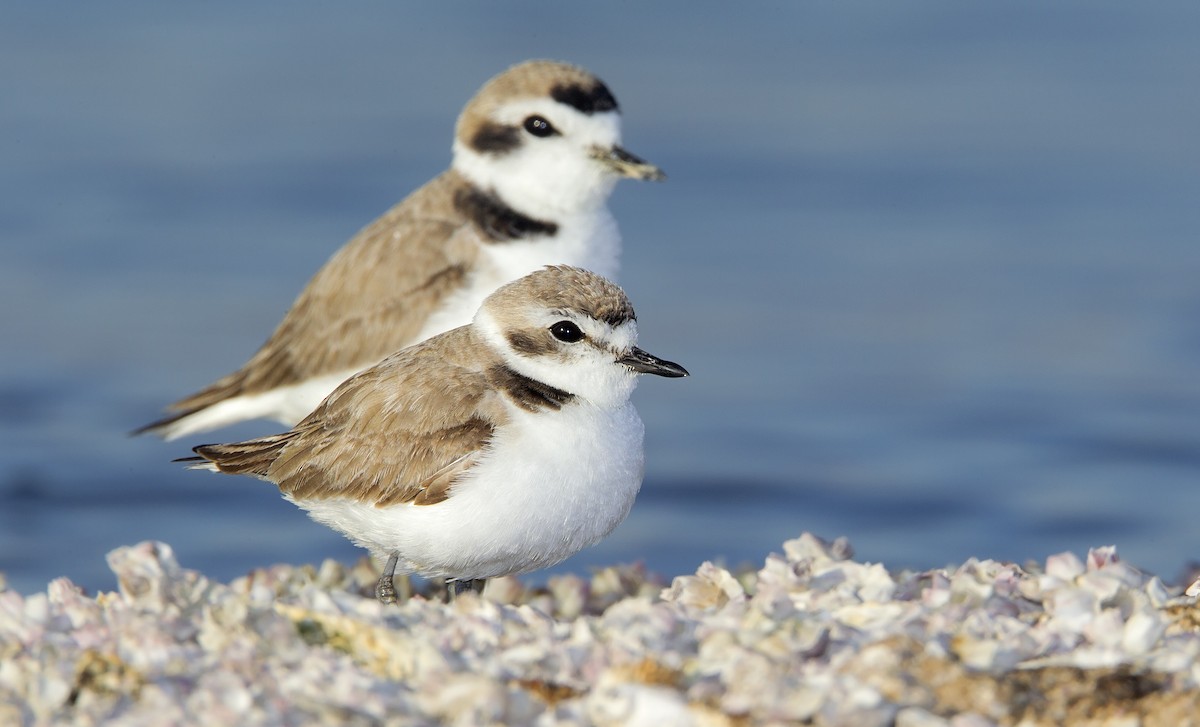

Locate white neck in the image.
[453,141,619,220]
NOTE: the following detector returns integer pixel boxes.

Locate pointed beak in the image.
[619,347,689,378]
[591,145,666,181]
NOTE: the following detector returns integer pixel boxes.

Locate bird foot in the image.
[376,575,397,604]
[447,578,487,600]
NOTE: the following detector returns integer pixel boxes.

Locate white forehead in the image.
[602,318,639,351]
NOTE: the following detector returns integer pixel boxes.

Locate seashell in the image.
[660,562,745,615]
[585,679,694,727]
[1085,545,1120,570]
[1186,577,1200,599]
[546,573,587,618]
[1045,551,1085,581]
[1081,607,1125,649]
[895,705,953,727]
[1120,608,1166,655]
[1044,587,1098,633]
[1143,576,1172,608]
[5,534,1200,724]
[951,635,1023,671]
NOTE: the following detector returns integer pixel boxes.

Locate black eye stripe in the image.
[523,115,558,138]
[549,320,584,343]
[469,122,521,154]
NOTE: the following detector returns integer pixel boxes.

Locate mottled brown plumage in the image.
[195,325,507,507]
[156,171,481,422]
[484,263,636,328]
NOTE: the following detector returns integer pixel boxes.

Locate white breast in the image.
[411,209,622,344]
[296,401,646,580]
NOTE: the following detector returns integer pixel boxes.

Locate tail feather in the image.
[135,368,354,440]
[132,370,251,440]
[133,386,300,442]
[131,407,205,439]
[173,454,219,472]
[189,432,299,478]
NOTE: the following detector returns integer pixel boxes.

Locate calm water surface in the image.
[2,3,1199,594]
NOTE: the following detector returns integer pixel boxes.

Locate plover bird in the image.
[138,59,663,440]
[182,266,688,600]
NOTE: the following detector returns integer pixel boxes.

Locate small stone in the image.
[1,535,1196,724]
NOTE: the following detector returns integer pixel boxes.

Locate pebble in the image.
[2,534,1199,725]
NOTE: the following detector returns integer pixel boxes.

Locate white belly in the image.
[296,402,646,580]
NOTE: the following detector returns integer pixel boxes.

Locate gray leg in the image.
[376,553,399,604]
[447,578,487,600]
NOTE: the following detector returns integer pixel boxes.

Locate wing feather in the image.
[193,327,505,507]
[168,171,481,413]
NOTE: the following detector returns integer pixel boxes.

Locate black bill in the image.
[619,347,689,378]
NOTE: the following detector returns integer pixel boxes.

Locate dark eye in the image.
[550,320,584,343]
[523,115,557,137]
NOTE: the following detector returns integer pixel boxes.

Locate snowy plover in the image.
[139,60,663,440]
[181,266,688,601]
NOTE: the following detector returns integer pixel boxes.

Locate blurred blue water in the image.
[2,2,1199,594]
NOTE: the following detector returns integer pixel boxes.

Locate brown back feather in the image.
[193,327,507,507]
[166,171,482,413]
